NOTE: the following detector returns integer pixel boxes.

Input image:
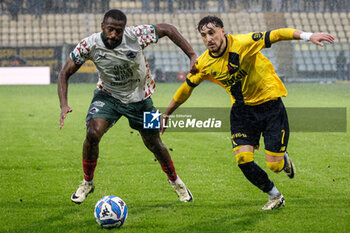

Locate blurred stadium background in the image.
[0,0,349,83]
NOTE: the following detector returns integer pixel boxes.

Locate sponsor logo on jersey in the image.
[112,64,134,81]
[126,51,137,59]
[97,53,106,59]
[217,52,248,86]
[227,52,240,74]
[220,69,247,86]
[252,32,263,41]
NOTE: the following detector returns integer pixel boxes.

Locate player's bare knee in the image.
[235,151,254,165]
[86,127,104,144]
[85,119,108,144]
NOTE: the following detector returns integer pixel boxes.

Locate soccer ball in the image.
[94,195,128,228]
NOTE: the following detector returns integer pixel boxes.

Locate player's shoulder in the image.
[227,33,253,43]
[229,31,264,40]
[124,25,146,44]
[228,32,266,49]
[78,32,101,47]
[124,26,137,37]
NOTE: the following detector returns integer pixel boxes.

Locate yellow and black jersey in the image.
[184,29,295,106]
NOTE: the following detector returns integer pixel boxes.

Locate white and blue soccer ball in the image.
[94,195,128,228]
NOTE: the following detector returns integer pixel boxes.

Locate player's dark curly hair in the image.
[197,15,224,32]
[103,9,127,24]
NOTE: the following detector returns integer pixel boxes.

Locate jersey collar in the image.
[209,35,228,59]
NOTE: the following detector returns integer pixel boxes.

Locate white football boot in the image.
[71,180,95,204]
[261,193,285,210]
[170,177,193,202]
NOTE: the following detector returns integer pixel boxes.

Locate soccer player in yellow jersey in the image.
[161,15,334,210]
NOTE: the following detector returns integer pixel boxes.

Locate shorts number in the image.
[281,130,285,144]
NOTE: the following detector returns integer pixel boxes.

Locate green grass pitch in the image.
[0,83,349,233]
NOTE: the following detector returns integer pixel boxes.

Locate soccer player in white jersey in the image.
[58,9,197,204]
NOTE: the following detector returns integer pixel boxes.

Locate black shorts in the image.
[230,98,289,153]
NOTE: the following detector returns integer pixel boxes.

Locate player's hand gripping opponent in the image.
[189,55,199,74]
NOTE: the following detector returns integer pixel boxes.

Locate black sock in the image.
[238,161,274,193]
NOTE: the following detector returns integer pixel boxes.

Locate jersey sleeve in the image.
[173,81,194,103]
[234,31,272,58]
[131,24,158,49]
[269,28,296,43]
[70,38,92,66]
[186,73,203,87]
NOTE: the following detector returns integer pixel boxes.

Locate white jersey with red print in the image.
[70,24,158,103]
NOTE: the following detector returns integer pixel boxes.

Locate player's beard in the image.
[209,38,224,54]
[102,34,122,50]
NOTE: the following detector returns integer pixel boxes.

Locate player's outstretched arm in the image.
[270,29,334,48]
[160,82,195,135]
[57,58,80,129]
[155,23,198,74]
